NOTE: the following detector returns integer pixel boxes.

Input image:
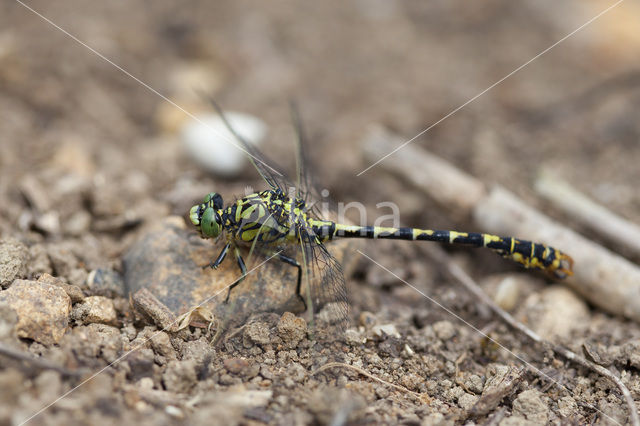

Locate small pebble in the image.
[465,374,484,394]
[524,285,589,341]
[557,396,578,418]
[181,112,267,176]
[493,276,521,311]
[150,331,176,359]
[72,296,117,325]
[63,210,91,236]
[0,302,18,343]
[358,311,377,328]
[165,405,184,419]
[138,377,154,390]
[224,357,250,374]
[34,211,61,235]
[344,328,365,346]
[432,320,456,341]
[225,390,273,408]
[372,323,400,338]
[400,372,423,391]
[244,321,273,346]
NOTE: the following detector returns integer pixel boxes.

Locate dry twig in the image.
[535,170,640,258]
[311,362,425,401]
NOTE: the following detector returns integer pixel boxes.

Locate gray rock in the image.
[86,268,125,298]
[123,216,355,329]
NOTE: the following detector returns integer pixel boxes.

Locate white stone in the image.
[181,112,267,176]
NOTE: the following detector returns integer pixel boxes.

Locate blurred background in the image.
[2,1,639,240]
[2,0,640,310]
[2,0,640,423]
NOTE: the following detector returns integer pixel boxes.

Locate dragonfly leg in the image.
[225,245,247,303]
[204,242,230,270]
[277,253,307,311]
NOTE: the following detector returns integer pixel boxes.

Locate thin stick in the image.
[312,362,424,400]
[424,245,639,426]
[535,170,640,258]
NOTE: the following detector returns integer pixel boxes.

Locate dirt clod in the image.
[162,359,197,393]
[127,350,156,382]
[0,279,71,345]
[276,312,307,348]
[37,273,85,303]
[244,320,274,346]
[512,389,549,424]
[0,238,28,287]
[72,296,117,325]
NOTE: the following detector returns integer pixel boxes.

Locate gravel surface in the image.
[1,1,640,424]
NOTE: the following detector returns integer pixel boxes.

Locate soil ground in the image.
[1,1,640,425]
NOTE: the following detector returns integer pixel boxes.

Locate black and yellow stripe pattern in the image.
[191,189,574,284]
[310,222,573,279]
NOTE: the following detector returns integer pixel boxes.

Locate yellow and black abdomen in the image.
[328,224,573,279]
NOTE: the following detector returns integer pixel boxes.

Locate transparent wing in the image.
[207,97,349,335]
[299,227,349,337]
[206,97,288,192]
[289,102,326,217]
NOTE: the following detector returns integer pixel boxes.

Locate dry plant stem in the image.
[0,342,81,377]
[362,126,486,212]
[424,245,640,426]
[312,362,423,400]
[535,171,640,258]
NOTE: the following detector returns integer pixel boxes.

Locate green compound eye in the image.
[200,207,220,238]
[189,205,201,226]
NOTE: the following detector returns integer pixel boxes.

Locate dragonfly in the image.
[189,102,574,329]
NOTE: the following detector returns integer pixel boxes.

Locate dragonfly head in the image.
[190,192,223,239]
